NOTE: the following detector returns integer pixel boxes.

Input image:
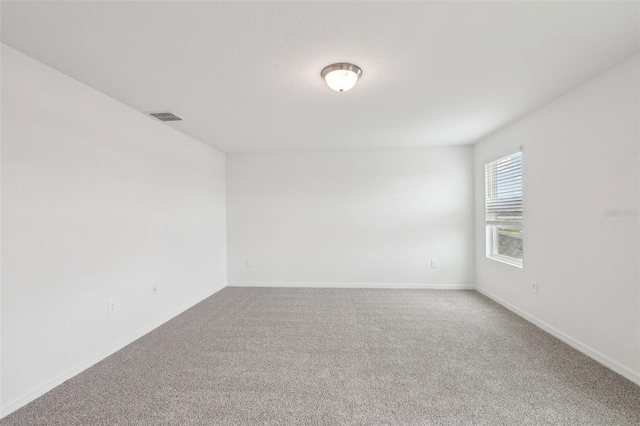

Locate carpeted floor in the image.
[3,287,640,425]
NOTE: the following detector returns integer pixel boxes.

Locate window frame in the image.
[484,151,523,268]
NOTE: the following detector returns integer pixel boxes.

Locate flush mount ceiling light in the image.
[321,63,362,92]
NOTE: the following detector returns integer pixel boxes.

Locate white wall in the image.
[1,45,227,415]
[227,147,475,287]
[474,56,640,383]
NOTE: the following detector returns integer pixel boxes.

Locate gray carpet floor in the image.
[3,287,640,425]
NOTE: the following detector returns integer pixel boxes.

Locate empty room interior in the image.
[1,1,640,425]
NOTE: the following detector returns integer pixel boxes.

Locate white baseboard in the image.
[227,282,475,290]
[1,283,227,419]
[476,287,640,386]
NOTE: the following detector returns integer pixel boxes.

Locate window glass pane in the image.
[496,226,523,259]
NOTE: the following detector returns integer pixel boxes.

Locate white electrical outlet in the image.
[152,285,158,296]
[107,298,116,316]
[531,280,539,293]
[431,259,439,268]
[247,259,254,268]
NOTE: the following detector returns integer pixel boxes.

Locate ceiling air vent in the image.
[148,112,182,122]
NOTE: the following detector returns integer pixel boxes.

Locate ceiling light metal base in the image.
[321,63,362,79]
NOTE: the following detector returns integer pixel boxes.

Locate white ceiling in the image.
[2,1,638,154]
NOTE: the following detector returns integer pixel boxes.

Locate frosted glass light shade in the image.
[324,69,358,92]
[321,63,362,92]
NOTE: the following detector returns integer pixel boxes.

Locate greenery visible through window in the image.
[484,151,523,267]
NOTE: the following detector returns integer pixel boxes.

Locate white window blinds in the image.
[485,152,522,227]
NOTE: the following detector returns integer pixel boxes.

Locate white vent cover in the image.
[148,112,182,122]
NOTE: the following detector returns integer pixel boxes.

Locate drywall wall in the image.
[474,55,640,383]
[227,147,475,287]
[1,45,227,415]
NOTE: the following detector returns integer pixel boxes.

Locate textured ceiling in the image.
[2,1,639,153]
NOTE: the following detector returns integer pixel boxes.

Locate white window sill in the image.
[487,254,523,269]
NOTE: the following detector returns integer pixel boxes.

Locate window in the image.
[485,151,523,267]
